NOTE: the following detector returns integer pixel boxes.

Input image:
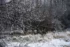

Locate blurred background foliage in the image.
[0,0,69,34]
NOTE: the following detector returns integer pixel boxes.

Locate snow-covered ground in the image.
[1,31,70,47]
[4,39,70,47]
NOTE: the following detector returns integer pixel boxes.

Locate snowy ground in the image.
[0,31,70,47]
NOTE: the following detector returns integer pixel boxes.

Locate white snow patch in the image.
[5,39,70,47]
[3,31,70,47]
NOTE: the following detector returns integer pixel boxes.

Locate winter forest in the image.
[0,0,70,47]
[0,0,68,34]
